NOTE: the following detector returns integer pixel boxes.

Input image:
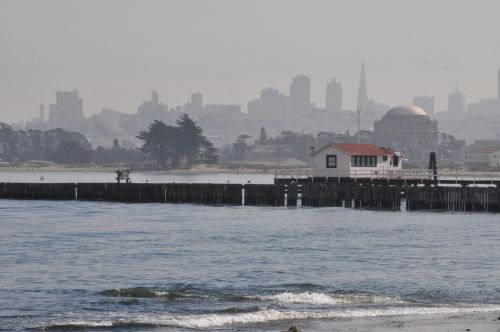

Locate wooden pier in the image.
[406,186,500,212]
[274,169,500,187]
[1,181,500,212]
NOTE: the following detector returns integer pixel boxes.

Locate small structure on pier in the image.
[115,170,131,184]
[309,143,402,179]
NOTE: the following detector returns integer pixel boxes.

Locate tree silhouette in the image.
[176,114,204,166]
[137,115,218,169]
[259,127,267,144]
[231,134,251,161]
[137,120,179,168]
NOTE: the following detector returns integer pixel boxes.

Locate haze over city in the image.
[5,2,500,332]
[2,0,500,122]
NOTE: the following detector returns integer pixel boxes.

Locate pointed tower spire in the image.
[356,61,368,112]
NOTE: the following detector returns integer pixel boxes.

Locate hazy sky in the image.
[1,0,500,122]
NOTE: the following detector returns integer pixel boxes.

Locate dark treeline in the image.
[0,123,92,162]
[0,122,141,164]
[92,139,142,164]
[225,130,318,162]
[0,114,217,167]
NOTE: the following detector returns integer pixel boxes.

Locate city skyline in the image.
[25,66,500,124]
[2,0,500,122]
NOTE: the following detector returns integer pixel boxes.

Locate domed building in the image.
[373,105,438,163]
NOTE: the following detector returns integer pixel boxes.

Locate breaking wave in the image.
[100,287,404,305]
[39,304,500,330]
[99,287,241,301]
[100,287,166,298]
[247,291,406,305]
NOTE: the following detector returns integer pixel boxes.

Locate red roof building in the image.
[310,143,402,178]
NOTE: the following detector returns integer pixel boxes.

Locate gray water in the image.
[1,196,500,330]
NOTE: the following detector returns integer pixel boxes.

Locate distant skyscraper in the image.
[137,91,168,123]
[356,61,369,112]
[152,91,159,104]
[247,87,288,116]
[58,90,83,124]
[326,78,342,112]
[47,90,83,126]
[183,92,203,117]
[412,96,435,116]
[191,93,203,112]
[448,86,466,115]
[289,75,311,113]
[261,87,280,102]
[39,104,45,123]
[48,104,58,125]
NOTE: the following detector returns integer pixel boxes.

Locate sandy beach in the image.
[0,163,277,175]
[272,312,500,332]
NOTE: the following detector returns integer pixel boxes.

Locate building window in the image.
[326,155,337,168]
[393,155,399,167]
[351,155,377,167]
[383,155,388,161]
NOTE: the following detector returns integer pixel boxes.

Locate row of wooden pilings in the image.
[0,182,399,210]
[0,182,500,212]
[406,186,500,212]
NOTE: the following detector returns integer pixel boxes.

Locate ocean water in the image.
[1,197,500,331]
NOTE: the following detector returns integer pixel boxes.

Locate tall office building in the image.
[247,87,288,116]
[57,90,83,123]
[448,86,466,116]
[47,90,83,126]
[151,90,159,104]
[326,78,342,112]
[48,104,58,125]
[39,104,45,123]
[356,61,369,112]
[137,91,168,123]
[412,96,435,116]
[183,92,203,117]
[289,75,311,113]
[191,93,203,112]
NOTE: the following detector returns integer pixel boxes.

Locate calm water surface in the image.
[1,195,500,330]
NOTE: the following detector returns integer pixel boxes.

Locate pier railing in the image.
[274,168,500,184]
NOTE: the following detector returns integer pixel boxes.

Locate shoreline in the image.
[265,312,500,332]
[0,164,277,175]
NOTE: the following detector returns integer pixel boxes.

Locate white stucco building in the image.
[464,146,500,168]
[310,143,402,178]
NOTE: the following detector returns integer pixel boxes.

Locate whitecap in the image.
[247,291,406,305]
[38,304,500,330]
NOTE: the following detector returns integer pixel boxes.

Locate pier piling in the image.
[0,181,499,212]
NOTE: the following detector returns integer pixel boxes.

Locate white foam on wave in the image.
[254,292,339,305]
[247,292,406,305]
[41,320,114,328]
[148,304,500,329]
[41,304,500,330]
[154,290,169,296]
